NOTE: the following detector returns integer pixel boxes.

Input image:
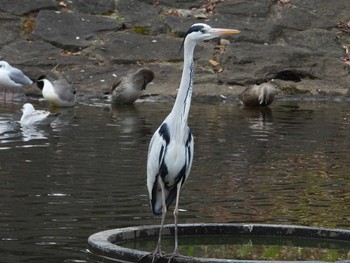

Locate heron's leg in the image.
[165,183,182,263]
[152,178,167,262]
[173,182,182,254]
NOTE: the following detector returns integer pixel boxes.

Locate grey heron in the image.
[20,103,60,127]
[111,68,154,104]
[146,23,240,261]
[0,61,33,100]
[36,75,76,107]
[239,82,277,107]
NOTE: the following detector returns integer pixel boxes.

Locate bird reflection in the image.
[0,118,15,136]
[239,106,274,141]
[20,125,48,142]
[110,104,150,137]
[49,106,76,131]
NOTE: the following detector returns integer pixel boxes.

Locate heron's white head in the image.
[180,23,240,53]
[184,23,240,42]
[22,103,36,114]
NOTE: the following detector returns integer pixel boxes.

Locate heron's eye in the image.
[200,29,206,34]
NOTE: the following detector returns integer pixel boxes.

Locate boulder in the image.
[83,30,212,63]
[70,0,116,15]
[0,0,349,98]
[0,0,57,15]
[116,0,165,35]
[32,10,121,51]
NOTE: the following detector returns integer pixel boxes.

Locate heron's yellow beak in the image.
[211,28,240,35]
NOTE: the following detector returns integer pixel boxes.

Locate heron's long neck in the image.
[170,39,196,125]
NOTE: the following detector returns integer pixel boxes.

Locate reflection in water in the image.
[20,125,48,142]
[0,100,350,263]
[0,115,18,149]
[239,106,274,141]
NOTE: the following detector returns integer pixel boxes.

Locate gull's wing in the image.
[52,79,76,103]
[9,68,32,85]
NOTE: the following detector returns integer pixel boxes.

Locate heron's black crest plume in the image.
[179,24,205,54]
[36,75,46,90]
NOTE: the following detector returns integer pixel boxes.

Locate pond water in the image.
[0,98,350,262]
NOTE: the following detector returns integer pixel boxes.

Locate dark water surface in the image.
[0,99,350,262]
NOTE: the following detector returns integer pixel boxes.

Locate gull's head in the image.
[36,75,47,90]
[0,61,11,70]
[22,103,35,114]
[184,23,240,42]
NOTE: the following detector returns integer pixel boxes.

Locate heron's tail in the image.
[151,187,177,216]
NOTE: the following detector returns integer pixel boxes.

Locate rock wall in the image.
[0,0,349,99]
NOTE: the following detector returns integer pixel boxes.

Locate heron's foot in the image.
[150,246,166,263]
[166,250,184,263]
[136,247,166,262]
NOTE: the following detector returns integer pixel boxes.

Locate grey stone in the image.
[83,31,212,63]
[280,28,342,57]
[215,0,272,17]
[219,40,350,88]
[163,16,201,37]
[152,0,207,9]
[0,21,21,46]
[0,39,92,84]
[116,0,165,35]
[32,10,121,51]
[70,0,116,15]
[293,0,350,28]
[0,0,57,15]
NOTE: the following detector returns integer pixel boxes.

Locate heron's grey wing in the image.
[147,125,168,215]
[9,68,32,85]
[53,79,75,102]
[185,129,194,181]
[147,130,164,190]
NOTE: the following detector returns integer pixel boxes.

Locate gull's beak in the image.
[210,28,241,36]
